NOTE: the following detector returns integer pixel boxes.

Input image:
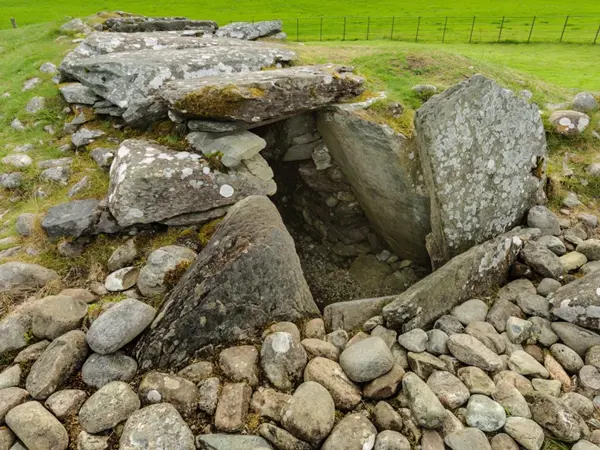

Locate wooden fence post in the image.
[498,16,505,42]
[415,16,421,42]
[10,18,17,28]
[442,16,448,43]
[366,16,371,40]
[390,16,395,40]
[296,18,299,41]
[528,16,536,43]
[469,16,476,43]
[560,15,569,42]
[320,18,323,41]
[595,23,600,44]
[342,16,347,40]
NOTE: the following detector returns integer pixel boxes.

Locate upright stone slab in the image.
[318,105,431,266]
[383,230,523,332]
[108,139,276,227]
[415,74,546,262]
[135,196,319,369]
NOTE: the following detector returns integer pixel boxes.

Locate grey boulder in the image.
[31,295,88,340]
[321,413,377,450]
[137,245,197,297]
[5,401,68,450]
[161,65,364,126]
[41,199,100,241]
[79,381,140,433]
[0,262,58,293]
[135,196,318,369]
[550,270,600,329]
[120,403,195,450]
[339,336,393,383]
[86,298,156,354]
[81,353,138,388]
[216,20,283,40]
[25,330,88,399]
[107,139,276,227]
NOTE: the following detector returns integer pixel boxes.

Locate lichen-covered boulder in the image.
[63,31,293,62]
[415,74,546,262]
[550,270,600,329]
[60,41,295,126]
[549,110,590,136]
[135,195,319,369]
[105,16,217,33]
[215,20,282,40]
[0,262,59,293]
[161,64,364,126]
[108,139,276,227]
[383,230,523,332]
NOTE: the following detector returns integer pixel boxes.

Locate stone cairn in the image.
[2,11,600,450]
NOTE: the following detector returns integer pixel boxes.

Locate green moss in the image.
[175,84,263,118]
[198,219,223,248]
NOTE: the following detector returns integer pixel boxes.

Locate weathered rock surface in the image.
[528,392,581,442]
[317,105,430,265]
[321,413,377,450]
[120,403,195,450]
[339,337,393,383]
[86,298,156,354]
[0,262,58,293]
[162,65,363,126]
[383,231,522,331]
[61,39,296,124]
[5,401,68,450]
[402,373,446,428]
[42,199,101,241]
[105,16,217,33]
[303,357,362,411]
[108,139,276,227]
[135,196,318,369]
[216,20,282,40]
[281,381,335,444]
[0,388,29,424]
[324,297,394,333]
[550,270,600,329]
[196,434,274,449]
[26,330,88,399]
[415,75,546,261]
[44,389,87,419]
[31,295,88,339]
[447,334,503,371]
[79,381,140,433]
[81,353,138,388]
[549,110,590,136]
[137,245,197,297]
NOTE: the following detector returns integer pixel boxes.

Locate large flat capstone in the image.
[160,65,364,126]
[60,38,295,125]
[383,230,523,332]
[104,16,218,33]
[135,195,319,369]
[62,32,293,63]
[415,74,546,263]
[107,139,276,227]
[317,105,431,266]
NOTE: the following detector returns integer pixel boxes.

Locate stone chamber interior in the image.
[251,112,429,310]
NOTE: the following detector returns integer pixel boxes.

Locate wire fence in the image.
[233,15,600,44]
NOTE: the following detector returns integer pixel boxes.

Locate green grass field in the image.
[1,0,600,44]
[0,16,598,278]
